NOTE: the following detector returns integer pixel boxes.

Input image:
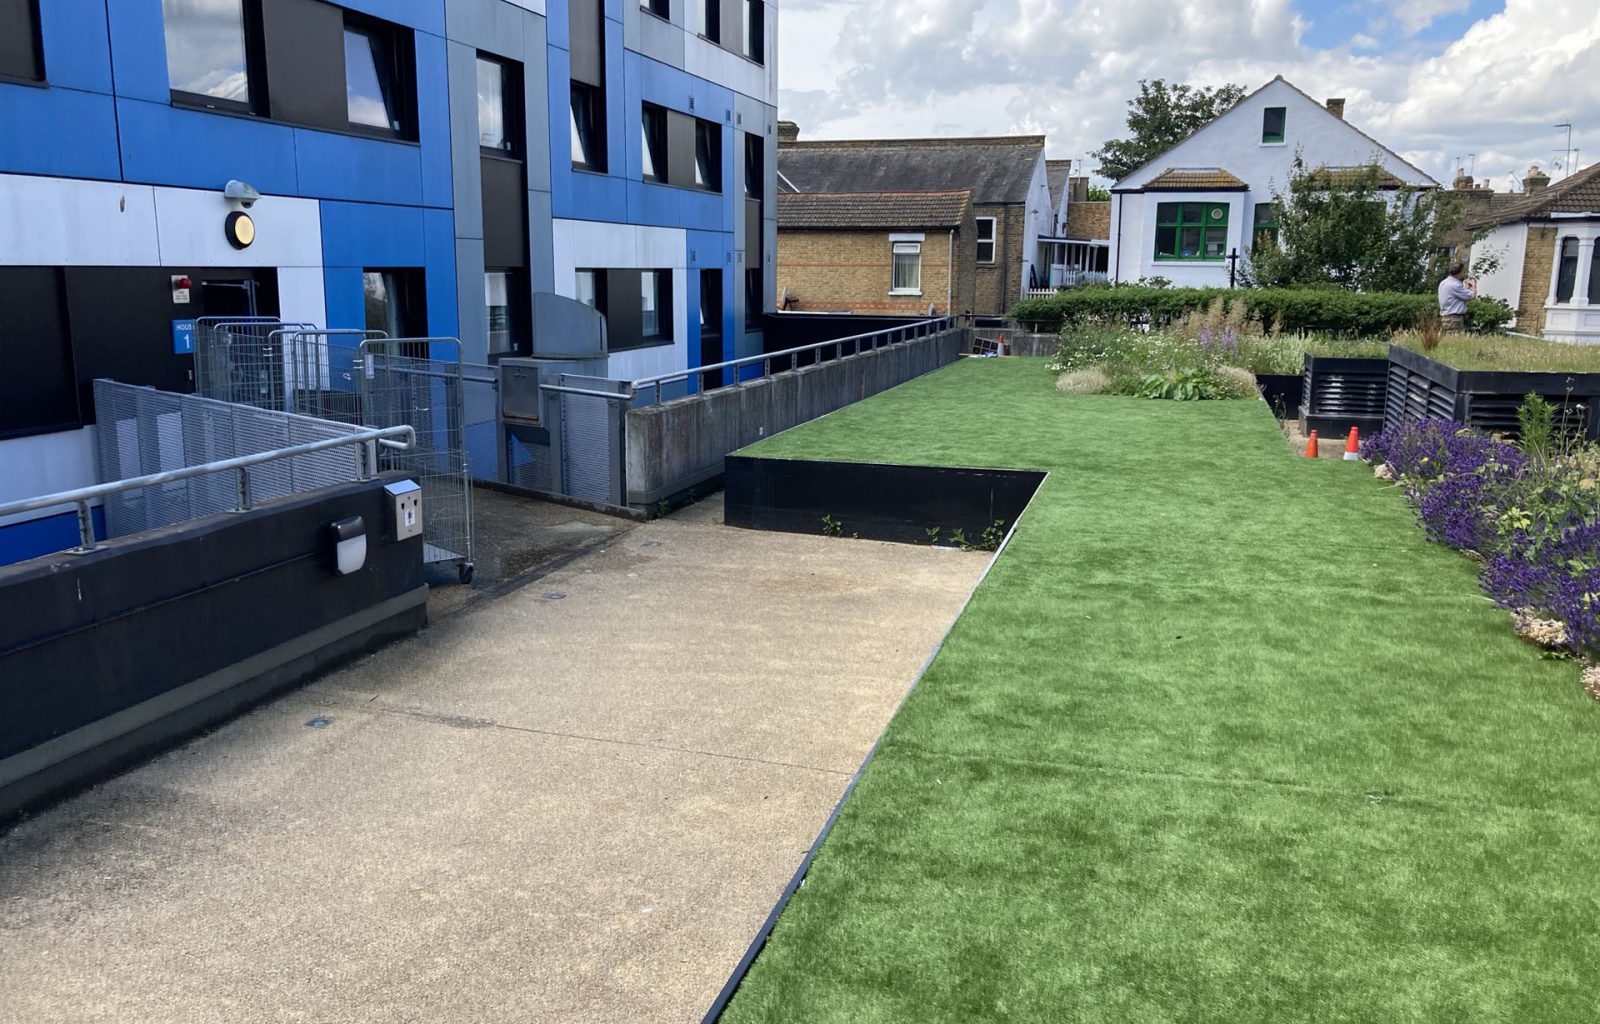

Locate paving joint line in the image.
[284,692,856,779]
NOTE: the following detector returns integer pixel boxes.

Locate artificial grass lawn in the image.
[722,358,1600,1023]
[1396,333,1600,372]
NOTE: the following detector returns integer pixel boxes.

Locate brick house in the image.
[777,125,1051,315]
[1043,160,1110,282]
[1467,161,1600,342]
[775,190,976,315]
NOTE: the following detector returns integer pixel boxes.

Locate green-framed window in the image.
[1252,202,1278,249]
[1262,106,1286,144]
[1154,202,1230,261]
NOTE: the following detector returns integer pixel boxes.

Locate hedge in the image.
[1008,286,1516,337]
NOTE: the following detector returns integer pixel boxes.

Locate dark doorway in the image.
[200,278,261,318]
[699,268,724,391]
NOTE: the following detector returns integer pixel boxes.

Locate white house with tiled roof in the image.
[1109,76,1438,287]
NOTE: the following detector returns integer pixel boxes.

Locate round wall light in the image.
[225,210,256,250]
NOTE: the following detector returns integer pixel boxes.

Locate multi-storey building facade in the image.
[0,0,778,562]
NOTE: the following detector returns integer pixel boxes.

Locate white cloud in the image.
[776,0,1600,189]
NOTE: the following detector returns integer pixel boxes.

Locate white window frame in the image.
[890,240,923,295]
[976,217,997,264]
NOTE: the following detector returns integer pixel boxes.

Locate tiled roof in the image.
[1467,161,1600,228]
[777,135,1044,205]
[1139,168,1249,191]
[1303,165,1408,189]
[777,189,973,230]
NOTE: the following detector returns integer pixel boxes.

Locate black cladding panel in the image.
[260,0,348,131]
[569,0,604,86]
[0,267,77,438]
[481,155,528,269]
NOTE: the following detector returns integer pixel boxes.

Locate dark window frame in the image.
[163,0,266,116]
[701,0,721,43]
[641,0,669,19]
[694,119,723,192]
[1589,241,1600,306]
[570,80,607,172]
[1252,202,1279,249]
[641,101,668,183]
[1262,106,1287,144]
[477,53,524,159]
[362,267,428,340]
[742,0,764,64]
[0,0,46,84]
[744,130,763,198]
[744,266,761,328]
[640,269,672,342]
[1555,237,1579,304]
[340,8,418,141]
[485,268,529,355]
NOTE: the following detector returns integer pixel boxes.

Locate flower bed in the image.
[1363,409,1600,683]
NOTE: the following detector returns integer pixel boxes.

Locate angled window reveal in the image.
[641,0,669,19]
[642,102,668,183]
[570,82,606,171]
[695,119,722,191]
[976,217,997,264]
[1262,106,1286,144]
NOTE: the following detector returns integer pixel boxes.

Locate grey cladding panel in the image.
[667,110,697,190]
[569,0,604,86]
[721,0,742,54]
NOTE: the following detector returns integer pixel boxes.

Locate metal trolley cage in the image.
[353,337,475,584]
[193,318,319,411]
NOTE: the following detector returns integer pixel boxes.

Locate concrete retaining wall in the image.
[625,328,966,505]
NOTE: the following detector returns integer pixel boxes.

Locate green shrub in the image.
[1010,286,1515,337]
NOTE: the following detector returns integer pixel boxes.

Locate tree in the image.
[1092,80,1247,182]
[1244,154,1465,294]
[1085,186,1112,202]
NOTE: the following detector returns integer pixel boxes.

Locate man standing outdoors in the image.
[1438,260,1476,332]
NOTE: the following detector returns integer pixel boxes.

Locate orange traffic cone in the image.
[1344,426,1361,461]
[1304,430,1320,458]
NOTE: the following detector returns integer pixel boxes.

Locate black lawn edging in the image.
[1301,354,1389,440]
[700,455,1047,1024]
[724,455,1046,546]
[1385,344,1600,440]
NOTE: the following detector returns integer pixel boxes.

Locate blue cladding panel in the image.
[415,33,453,210]
[320,201,428,268]
[38,0,113,93]
[422,207,458,339]
[0,506,106,568]
[294,131,425,207]
[117,99,301,193]
[0,86,121,179]
[104,0,170,102]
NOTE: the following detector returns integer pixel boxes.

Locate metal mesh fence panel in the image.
[560,391,620,505]
[93,380,363,538]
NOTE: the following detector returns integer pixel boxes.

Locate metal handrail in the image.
[0,424,417,555]
[630,316,954,404]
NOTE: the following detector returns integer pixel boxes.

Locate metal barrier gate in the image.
[193,320,476,583]
[553,376,629,507]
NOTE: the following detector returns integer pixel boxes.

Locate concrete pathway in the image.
[0,498,987,1024]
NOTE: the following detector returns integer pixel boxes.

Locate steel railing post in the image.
[73,501,96,554]
[235,467,252,512]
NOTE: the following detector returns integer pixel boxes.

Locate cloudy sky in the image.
[776,0,1599,190]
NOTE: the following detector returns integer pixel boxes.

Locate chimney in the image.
[1069,176,1088,204]
[1523,164,1550,193]
[1452,168,1474,190]
[1325,97,1346,120]
[777,120,799,145]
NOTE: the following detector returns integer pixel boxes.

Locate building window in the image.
[702,0,721,42]
[570,82,605,171]
[641,0,668,18]
[695,120,722,191]
[1590,243,1600,305]
[575,269,604,313]
[1154,202,1229,261]
[477,56,517,153]
[1252,202,1278,249]
[0,0,44,82]
[976,217,996,264]
[642,270,670,339]
[642,103,668,182]
[344,17,410,135]
[745,267,761,327]
[891,242,922,294]
[744,132,763,198]
[363,269,426,339]
[485,271,522,354]
[743,0,763,63]
[162,0,255,110]
[1555,237,1579,303]
[1262,106,1286,144]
